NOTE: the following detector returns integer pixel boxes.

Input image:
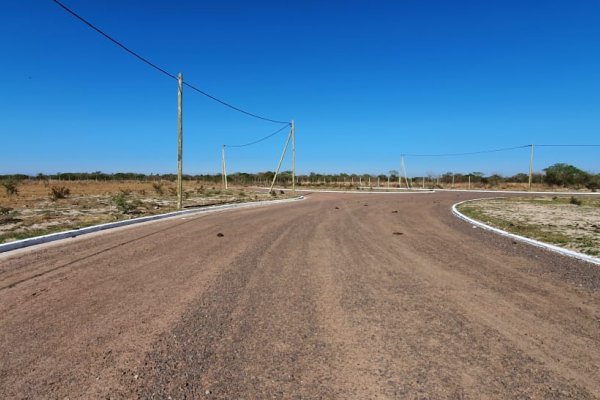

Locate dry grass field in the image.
[458,196,600,256]
[0,179,288,244]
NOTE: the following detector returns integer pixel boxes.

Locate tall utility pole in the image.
[400,155,410,189]
[291,119,295,194]
[177,73,183,210]
[398,159,402,187]
[269,128,293,193]
[528,144,534,191]
[221,145,228,189]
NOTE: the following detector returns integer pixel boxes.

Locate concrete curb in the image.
[440,188,600,195]
[451,198,600,266]
[266,187,434,195]
[0,196,304,254]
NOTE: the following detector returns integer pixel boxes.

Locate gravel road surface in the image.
[1,192,599,399]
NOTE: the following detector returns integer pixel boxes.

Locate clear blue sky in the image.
[1,0,599,176]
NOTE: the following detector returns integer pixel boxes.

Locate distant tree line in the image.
[0,163,598,190]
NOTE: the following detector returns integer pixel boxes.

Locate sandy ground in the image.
[1,192,599,399]
[459,196,600,256]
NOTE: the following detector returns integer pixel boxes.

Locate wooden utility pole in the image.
[221,145,228,189]
[528,144,534,190]
[468,175,471,189]
[291,120,295,194]
[400,155,410,189]
[177,73,183,210]
[269,129,293,193]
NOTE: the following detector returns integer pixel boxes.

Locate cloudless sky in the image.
[1,0,599,176]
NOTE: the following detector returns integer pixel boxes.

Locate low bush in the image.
[111,193,141,214]
[2,179,20,196]
[49,186,70,200]
[569,196,582,206]
[152,182,164,195]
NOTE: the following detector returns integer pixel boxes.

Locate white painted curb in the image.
[0,196,304,254]
[452,199,600,266]
[440,188,600,195]
[265,187,434,195]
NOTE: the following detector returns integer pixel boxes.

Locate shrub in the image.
[2,179,20,196]
[586,178,599,192]
[569,196,582,206]
[152,182,164,195]
[49,186,70,200]
[111,193,141,214]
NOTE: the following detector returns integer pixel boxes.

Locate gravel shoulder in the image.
[1,192,599,398]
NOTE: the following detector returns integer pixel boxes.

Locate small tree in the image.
[544,163,590,187]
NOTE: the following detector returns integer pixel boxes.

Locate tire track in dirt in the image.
[337,196,598,397]
[1,192,599,399]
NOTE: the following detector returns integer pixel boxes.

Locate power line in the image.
[52,0,289,125]
[535,144,600,147]
[403,145,529,157]
[224,124,290,148]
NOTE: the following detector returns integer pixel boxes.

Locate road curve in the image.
[0,192,599,399]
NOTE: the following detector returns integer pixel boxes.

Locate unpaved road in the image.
[1,192,599,399]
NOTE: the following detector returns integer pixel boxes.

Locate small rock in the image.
[393,232,404,235]
[205,389,211,395]
[134,374,139,380]
[392,210,398,213]
[217,233,224,237]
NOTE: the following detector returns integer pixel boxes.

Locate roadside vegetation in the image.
[458,196,600,256]
[0,180,290,244]
[1,162,598,191]
[1,162,597,245]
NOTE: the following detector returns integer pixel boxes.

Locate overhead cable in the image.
[52,0,289,124]
[224,124,290,148]
[402,145,529,157]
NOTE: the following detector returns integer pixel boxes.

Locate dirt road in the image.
[1,192,599,399]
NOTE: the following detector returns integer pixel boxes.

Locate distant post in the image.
[528,144,534,191]
[221,145,228,190]
[177,73,183,210]
[291,120,295,194]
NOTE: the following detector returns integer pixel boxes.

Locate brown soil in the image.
[1,192,599,399]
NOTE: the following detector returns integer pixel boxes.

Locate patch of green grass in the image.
[507,196,600,208]
[458,204,571,246]
[0,224,76,244]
